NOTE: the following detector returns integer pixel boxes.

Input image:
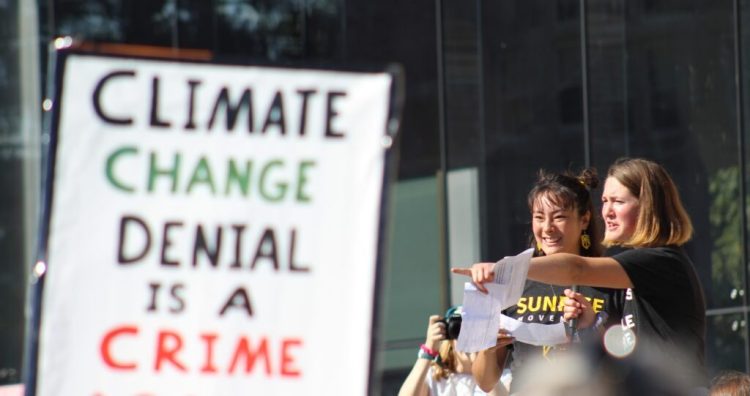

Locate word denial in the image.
[117,215,311,272]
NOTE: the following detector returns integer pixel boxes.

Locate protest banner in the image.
[27,47,400,396]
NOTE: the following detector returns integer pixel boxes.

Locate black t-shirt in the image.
[613,246,707,387]
[503,280,622,393]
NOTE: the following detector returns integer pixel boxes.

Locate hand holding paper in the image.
[450,263,495,294]
[454,249,531,352]
[453,248,569,352]
[455,283,508,352]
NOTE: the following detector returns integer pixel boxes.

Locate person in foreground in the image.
[471,168,621,394]
[453,157,708,393]
[710,370,750,396]
[398,307,507,396]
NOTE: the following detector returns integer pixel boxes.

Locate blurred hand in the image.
[451,262,496,293]
[425,315,446,351]
[563,288,596,329]
[496,329,514,349]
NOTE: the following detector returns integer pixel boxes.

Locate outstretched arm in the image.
[452,254,632,292]
[527,254,632,289]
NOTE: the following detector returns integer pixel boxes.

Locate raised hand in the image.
[450,262,496,293]
[563,288,596,329]
[425,315,446,352]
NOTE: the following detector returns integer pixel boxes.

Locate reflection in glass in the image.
[707,313,747,375]
[709,166,744,308]
[481,0,585,259]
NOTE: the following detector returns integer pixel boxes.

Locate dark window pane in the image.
[481,0,584,259]
[706,313,747,375]
[590,0,738,319]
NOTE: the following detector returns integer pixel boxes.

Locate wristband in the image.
[417,350,435,360]
[419,344,438,358]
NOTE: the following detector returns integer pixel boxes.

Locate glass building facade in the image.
[2,0,750,393]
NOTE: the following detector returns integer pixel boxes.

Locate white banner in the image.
[36,53,394,396]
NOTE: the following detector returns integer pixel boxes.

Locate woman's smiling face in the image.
[532,193,589,255]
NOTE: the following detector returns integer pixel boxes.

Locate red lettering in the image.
[281,338,302,377]
[100,325,138,370]
[200,333,219,374]
[155,330,187,372]
[99,326,303,377]
[228,337,271,375]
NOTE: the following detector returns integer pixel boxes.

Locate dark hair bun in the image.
[578,167,599,189]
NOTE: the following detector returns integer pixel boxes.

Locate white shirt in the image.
[425,367,494,396]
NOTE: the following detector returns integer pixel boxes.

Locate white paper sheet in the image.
[456,248,568,352]
[456,283,507,352]
[499,314,569,346]
[493,248,534,306]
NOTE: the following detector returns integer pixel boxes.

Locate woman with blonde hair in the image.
[454,158,708,391]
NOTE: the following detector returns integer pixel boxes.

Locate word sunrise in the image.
[92,70,349,137]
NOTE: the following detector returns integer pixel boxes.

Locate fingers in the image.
[564,288,581,299]
[452,265,493,294]
[562,289,597,328]
[428,323,444,338]
[473,268,489,292]
[562,305,582,322]
[496,331,515,348]
[453,262,505,295]
[452,264,495,281]
[562,289,587,324]
[426,317,446,347]
[563,295,581,314]
[497,329,512,337]
[451,268,472,276]
[478,264,495,282]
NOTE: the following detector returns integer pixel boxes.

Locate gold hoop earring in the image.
[580,231,591,250]
[536,241,542,252]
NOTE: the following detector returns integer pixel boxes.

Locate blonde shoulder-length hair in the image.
[604,158,693,248]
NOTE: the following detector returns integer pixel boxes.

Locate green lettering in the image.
[259,160,287,202]
[296,160,315,202]
[226,159,252,196]
[186,156,216,195]
[106,146,138,193]
[148,152,181,193]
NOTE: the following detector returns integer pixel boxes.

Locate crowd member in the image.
[398,307,507,396]
[710,370,750,396]
[472,169,621,394]
[455,158,707,392]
